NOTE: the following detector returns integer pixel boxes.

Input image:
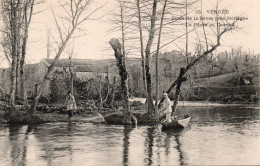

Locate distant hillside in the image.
[80,51,259,101]
[126,51,259,101]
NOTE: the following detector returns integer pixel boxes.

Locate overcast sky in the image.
[0,0,260,67]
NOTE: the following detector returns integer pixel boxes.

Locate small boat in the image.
[161,115,191,130]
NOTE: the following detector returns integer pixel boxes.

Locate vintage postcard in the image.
[0,0,259,165]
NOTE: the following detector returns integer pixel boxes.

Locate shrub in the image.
[4,111,51,124]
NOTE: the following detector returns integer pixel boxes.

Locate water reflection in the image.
[142,126,190,166]
[144,127,155,166]
[9,125,25,166]
[8,125,36,166]
[123,125,133,166]
[182,107,260,126]
[0,106,259,165]
[34,122,76,166]
[163,128,190,165]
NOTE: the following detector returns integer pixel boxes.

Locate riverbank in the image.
[0,109,111,125]
[0,100,259,125]
[0,108,157,125]
[129,98,260,107]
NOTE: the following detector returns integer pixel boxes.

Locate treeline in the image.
[46,48,259,106]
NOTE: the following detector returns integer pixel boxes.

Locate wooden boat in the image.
[161,115,191,130]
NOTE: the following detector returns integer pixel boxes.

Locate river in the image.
[0,106,260,165]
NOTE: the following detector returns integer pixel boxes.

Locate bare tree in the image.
[67,45,75,95]
[96,67,110,109]
[31,0,104,113]
[136,0,147,100]
[111,0,188,117]
[46,28,51,59]
[142,0,157,115]
[135,0,185,116]
[1,0,43,109]
[109,38,132,124]
[110,76,117,109]
[154,0,168,114]
[158,1,238,115]
[20,0,38,107]
[0,0,23,109]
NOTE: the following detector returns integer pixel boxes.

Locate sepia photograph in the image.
[0,0,259,165]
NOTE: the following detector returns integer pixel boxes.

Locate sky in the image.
[0,0,260,68]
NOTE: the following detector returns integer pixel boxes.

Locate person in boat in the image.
[159,93,172,123]
[65,91,77,120]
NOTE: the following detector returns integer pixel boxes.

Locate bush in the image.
[0,101,10,111]
[4,111,52,124]
[130,101,145,110]
[104,112,158,125]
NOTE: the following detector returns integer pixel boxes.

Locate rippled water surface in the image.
[0,106,260,166]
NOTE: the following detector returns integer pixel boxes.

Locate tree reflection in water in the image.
[67,122,74,163]
[122,125,134,166]
[8,124,36,166]
[163,127,190,166]
[142,126,190,166]
[144,127,155,166]
[32,122,76,165]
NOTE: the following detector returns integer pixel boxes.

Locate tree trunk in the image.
[109,38,131,124]
[68,55,74,95]
[144,56,154,114]
[155,0,167,114]
[144,0,157,115]
[101,74,110,108]
[136,0,147,100]
[20,0,34,108]
[0,86,6,99]
[110,77,116,110]
[20,57,28,106]
[171,68,187,115]
[9,1,19,110]
[9,55,17,109]
[98,76,103,109]
[15,53,20,100]
[20,28,29,106]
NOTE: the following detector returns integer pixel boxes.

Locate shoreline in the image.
[0,100,259,125]
[129,98,260,108]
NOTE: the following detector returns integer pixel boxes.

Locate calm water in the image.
[0,106,260,166]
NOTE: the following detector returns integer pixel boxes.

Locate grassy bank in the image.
[0,106,161,126]
[104,112,159,125]
[1,99,258,125]
[3,111,83,124]
[1,109,158,125]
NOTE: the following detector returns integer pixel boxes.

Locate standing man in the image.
[159,93,172,123]
[65,91,77,120]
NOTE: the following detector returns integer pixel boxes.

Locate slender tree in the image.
[154,0,168,114]
[109,38,132,124]
[31,0,104,112]
[143,0,157,115]
[20,0,37,107]
[136,0,147,99]
[0,0,23,109]
[1,0,42,109]
[159,24,238,115]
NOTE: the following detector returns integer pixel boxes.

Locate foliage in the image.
[104,112,158,125]
[49,72,70,103]
[4,111,54,124]
[74,78,100,100]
